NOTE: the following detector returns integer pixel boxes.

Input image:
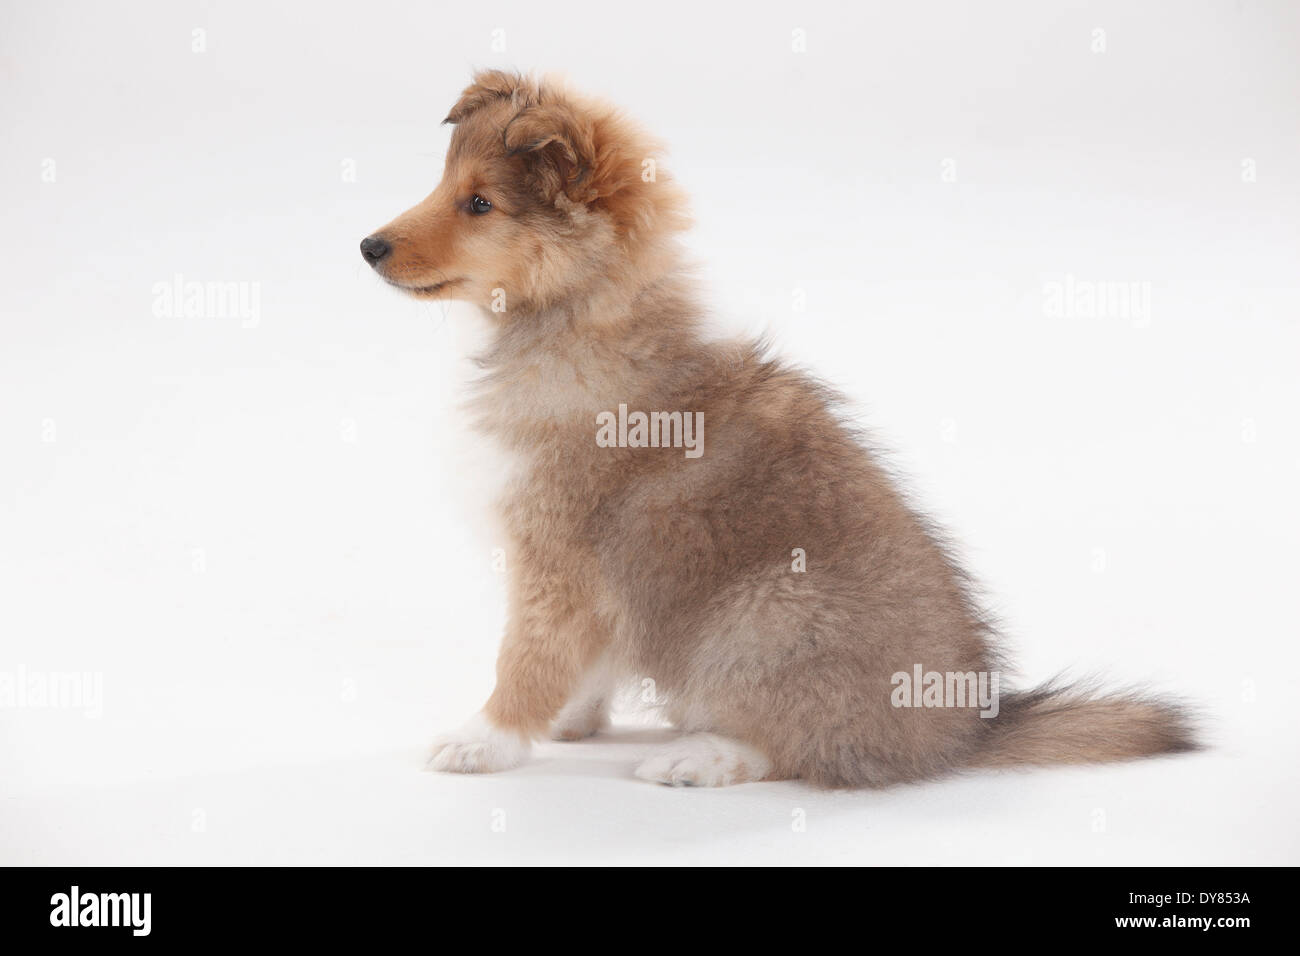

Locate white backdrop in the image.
[1,0,1297,864]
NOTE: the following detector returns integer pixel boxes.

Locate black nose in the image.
[360,235,391,264]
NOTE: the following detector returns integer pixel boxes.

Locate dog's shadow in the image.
[416,724,1130,863]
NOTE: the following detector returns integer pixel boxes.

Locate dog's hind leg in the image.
[550,651,617,741]
[633,732,773,787]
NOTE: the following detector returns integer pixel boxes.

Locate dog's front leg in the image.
[428,567,603,774]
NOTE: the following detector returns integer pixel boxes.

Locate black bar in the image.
[0,866,1277,942]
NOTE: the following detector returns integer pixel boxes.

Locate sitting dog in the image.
[361,71,1196,787]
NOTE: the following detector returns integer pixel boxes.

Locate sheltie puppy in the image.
[361,70,1196,787]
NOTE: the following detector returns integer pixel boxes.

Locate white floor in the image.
[3,722,1291,866]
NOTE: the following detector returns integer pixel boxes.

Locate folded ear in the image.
[443,69,529,125]
[502,102,602,203]
[446,73,649,211]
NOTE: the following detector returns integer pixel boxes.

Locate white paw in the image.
[427,713,530,774]
[634,733,771,787]
[550,699,609,741]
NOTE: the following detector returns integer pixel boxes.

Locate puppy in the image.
[361,71,1196,787]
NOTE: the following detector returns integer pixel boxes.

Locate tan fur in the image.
[972,684,1197,768]
[365,71,1198,787]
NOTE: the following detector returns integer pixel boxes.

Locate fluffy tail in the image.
[972,681,1199,768]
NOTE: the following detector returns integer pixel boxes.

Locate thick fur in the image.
[365,71,1197,788]
[972,682,1197,769]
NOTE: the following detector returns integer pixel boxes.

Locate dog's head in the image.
[361,71,687,315]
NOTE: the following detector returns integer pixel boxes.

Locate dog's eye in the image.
[469,195,492,215]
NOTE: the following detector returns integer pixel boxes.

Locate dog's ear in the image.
[502,102,602,203]
[447,73,659,217]
[443,70,527,125]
